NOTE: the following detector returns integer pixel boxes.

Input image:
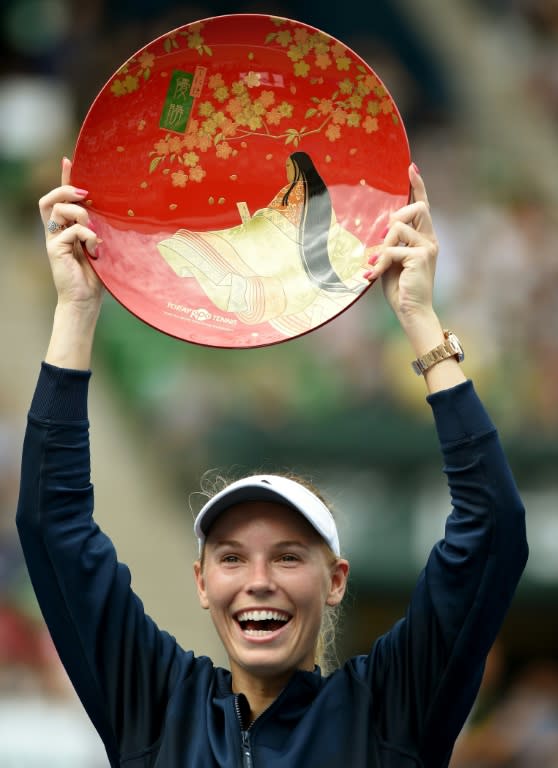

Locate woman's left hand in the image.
[365,164,438,332]
[365,164,467,393]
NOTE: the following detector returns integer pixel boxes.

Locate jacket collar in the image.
[214,665,324,703]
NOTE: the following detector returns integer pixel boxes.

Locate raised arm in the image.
[38,156,102,369]
[17,160,196,765]
[359,165,528,764]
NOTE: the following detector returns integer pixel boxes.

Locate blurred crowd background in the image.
[1,0,557,764]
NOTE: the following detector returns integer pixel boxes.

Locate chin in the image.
[233,648,312,679]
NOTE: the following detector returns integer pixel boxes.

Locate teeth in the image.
[236,610,290,622]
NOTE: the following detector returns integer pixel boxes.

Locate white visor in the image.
[194,474,340,556]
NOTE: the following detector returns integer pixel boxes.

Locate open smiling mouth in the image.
[235,610,292,637]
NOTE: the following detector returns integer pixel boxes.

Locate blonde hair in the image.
[315,544,344,676]
[194,469,346,676]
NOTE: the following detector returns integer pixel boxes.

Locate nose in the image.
[245,558,276,595]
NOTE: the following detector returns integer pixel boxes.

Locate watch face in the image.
[447,333,465,362]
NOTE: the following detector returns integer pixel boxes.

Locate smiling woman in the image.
[15,158,528,767]
[192,488,349,717]
[195,473,346,680]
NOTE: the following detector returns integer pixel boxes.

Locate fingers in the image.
[40,158,100,257]
[39,185,89,228]
[385,199,433,244]
[409,162,428,206]
[69,223,99,259]
[364,243,432,283]
[51,222,100,259]
[61,155,72,186]
[46,202,91,232]
[384,164,433,235]
[383,219,428,249]
[363,164,437,283]
[43,197,95,259]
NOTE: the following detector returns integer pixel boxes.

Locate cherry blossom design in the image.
[109,17,400,189]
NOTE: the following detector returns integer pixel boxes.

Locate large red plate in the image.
[71,14,410,348]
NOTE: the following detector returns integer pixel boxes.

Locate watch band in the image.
[411,330,464,376]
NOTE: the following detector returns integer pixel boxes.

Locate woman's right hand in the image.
[41,158,104,370]
[38,157,103,311]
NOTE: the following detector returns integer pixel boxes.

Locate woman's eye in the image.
[279,554,299,563]
[222,554,240,563]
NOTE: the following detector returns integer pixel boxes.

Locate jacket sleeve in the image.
[364,380,528,765]
[16,363,195,766]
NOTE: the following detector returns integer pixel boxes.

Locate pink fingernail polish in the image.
[363,270,374,280]
[412,162,420,174]
[381,226,389,238]
[368,254,379,266]
[73,187,89,196]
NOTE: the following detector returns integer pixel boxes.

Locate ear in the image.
[193,560,210,610]
[326,558,349,607]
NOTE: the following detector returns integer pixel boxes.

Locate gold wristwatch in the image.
[411,330,464,375]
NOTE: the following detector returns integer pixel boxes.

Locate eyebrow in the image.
[212,540,244,550]
[211,539,310,551]
[272,540,310,550]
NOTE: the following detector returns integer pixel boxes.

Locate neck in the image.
[231,666,299,723]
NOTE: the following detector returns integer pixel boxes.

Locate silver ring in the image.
[47,219,65,234]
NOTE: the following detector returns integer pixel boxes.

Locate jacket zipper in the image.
[240,730,253,768]
[235,695,257,768]
[234,684,292,767]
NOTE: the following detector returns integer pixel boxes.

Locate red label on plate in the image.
[190,66,207,97]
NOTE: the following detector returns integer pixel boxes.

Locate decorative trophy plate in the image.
[71,14,410,347]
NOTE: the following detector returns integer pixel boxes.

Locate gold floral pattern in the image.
[110,51,157,97]
[163,22,213,56]
[110,23,212,97]
[109,17,400,187]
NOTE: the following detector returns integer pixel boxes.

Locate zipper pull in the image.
[241,729,253,768]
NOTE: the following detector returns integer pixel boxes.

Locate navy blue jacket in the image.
[17,364,528,767]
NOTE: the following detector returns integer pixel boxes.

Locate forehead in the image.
[205,500,321,545]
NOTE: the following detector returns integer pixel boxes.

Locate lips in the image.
[234,608,292,636]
